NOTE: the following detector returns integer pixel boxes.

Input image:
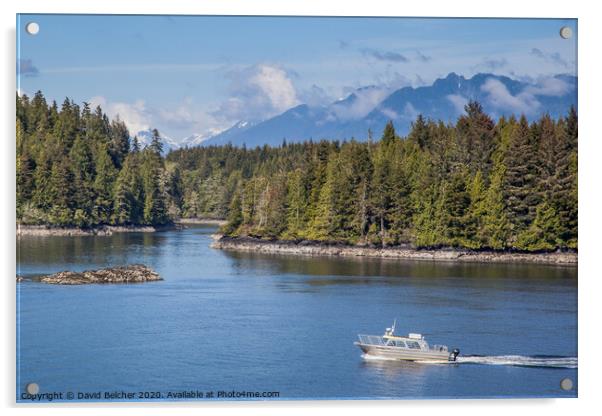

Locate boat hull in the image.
[355,342,454,362]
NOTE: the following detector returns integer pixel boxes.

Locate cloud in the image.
[446,94,469,114]
[299,84,333,107]
[483,58,507,70]
[331,87,391,121]
[415,50,431,62]
[523,76,571,97]
[480,78,540,115]
[530,48,570,69]
[88,95,210,134]
[380,107,398,120]
[402,102,419,120]
[17,59,39,77]
[90,96,152,133]
[361,48,409,63]
[212,64,300,123]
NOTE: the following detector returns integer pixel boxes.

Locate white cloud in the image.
[524,76,571,97]
[446,94,469,114]
[90,96,152,134]
[88,96,220,139]
[331,87,390,121]
[380,107,398,120]
[480,78,540,115]
[213,64,300,123]
[250,65,299,111]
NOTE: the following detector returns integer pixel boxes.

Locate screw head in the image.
[26,383,39,395]
[560,377,573,391]
[559,26,572,39]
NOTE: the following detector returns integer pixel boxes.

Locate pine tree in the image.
[112,153,144,225]
[221,191,243,235]
[150,128,163,155]
[141,149,168,225]
[480,161,510,249]
[464,170,487,248]
[456,101,496,176]
[69,135,96,225]
[285,169,309,239]
[110,118,130,168]
[504,116,540,244]
[94,144,117,223]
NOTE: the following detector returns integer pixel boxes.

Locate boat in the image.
[354,320,460,362]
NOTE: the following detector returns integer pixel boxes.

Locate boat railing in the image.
[357,334,385,345]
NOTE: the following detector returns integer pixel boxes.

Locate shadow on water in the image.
[223,250,577,285]
[17,232,169,272]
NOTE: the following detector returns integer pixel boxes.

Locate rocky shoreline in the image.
[175,218,227,225]
[16,224,177,237]
[21,265,163,285]
[211,235,577,265]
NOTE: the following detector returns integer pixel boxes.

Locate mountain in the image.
[198,120,257,147]
[200,72,577,148]
[133,128,180,154]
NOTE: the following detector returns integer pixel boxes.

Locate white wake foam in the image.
[361,354,577,368]
[456,355,578,369]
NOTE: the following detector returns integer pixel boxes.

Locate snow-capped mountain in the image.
[197,120,257,147]
[132,72,577,151]
[199,72,577,148]
[179,127,226,148]
[132,128,180,154]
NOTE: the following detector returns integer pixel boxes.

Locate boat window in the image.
[406,341,421,349]
[386,339,396,346]
[395,340,406,348]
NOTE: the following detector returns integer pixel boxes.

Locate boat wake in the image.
[456,355,577,369]
[362,354,577,369]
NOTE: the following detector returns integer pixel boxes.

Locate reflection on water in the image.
[225,250,576,281]
[17,225,577,400]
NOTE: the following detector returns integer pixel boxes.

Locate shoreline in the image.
[211,235,577,266]
[175,218,226,225]
[16,224,176,237]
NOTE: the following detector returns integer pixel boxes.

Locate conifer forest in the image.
[17,92,577,251]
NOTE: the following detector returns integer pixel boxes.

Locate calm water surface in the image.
[17,225,577,400]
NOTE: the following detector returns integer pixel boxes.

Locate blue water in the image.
[16,225,577,401]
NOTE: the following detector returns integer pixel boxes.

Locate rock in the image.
[211,236,577,266]
[39,265,162,285]
[17,224,159,237]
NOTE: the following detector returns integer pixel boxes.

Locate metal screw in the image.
[25,22,39,35]
[560,378,573,391]
[559,26,572,39]
[26,383,39,395]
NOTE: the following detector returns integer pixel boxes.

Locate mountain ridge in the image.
[147,72,577,150]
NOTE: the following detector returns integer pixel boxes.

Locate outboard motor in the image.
[449,348,460,362]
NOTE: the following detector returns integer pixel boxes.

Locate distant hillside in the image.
[201,72,577,148]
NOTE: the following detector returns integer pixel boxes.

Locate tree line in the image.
[17,92,181,227]
[168,102,577,251]
[17,92,577,251]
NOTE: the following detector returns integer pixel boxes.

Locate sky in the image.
[17,14,577,141]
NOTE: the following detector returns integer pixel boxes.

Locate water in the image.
[16,225,577,401]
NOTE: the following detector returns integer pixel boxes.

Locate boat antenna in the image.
[392,319,396,334]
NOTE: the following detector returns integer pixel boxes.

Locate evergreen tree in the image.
[504,116,540,244]
[94,144,118,224]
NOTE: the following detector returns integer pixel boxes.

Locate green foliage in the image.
[198,109,576,252]
[16,92,577,251]
[16,92,174,227]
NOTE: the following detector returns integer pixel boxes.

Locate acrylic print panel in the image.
[16,14,578,402]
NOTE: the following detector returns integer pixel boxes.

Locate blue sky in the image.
[17,14,577,140]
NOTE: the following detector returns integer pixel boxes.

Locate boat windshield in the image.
[406,341,422,349]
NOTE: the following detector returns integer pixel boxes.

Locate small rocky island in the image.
[33,265,162,285]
